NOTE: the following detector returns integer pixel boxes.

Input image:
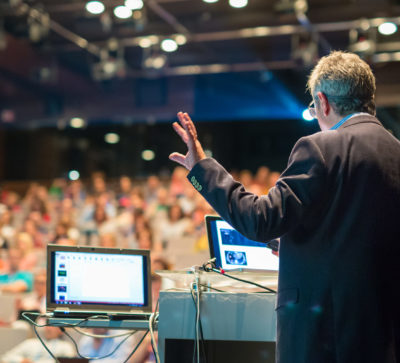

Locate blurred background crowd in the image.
[0,164,280,363]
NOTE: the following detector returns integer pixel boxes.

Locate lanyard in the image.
[330,112,367,130]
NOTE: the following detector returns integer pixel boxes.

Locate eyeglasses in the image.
[308,100,316,119]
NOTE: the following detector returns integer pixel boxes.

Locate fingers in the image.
[172,122,189,144]
[177,112,198,149]
[183,113,198,139]
[169,152,187,168]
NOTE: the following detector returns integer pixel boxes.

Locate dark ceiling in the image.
[1,0,400,130]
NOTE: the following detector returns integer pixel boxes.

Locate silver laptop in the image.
[46,244,152,320]
[205,215,279,272]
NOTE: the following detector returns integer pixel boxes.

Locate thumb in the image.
[169,152,188,168]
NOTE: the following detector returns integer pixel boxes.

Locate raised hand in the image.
[169,112,206,170]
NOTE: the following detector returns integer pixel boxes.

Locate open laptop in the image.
[46,244,152,320]
[205,215,279,272]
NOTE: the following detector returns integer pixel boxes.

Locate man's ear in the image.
[317,92,330,116]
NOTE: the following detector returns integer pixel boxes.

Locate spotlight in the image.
[141,149,155,161]
[174,34,187,45]
[125,0,143,10]
[105,133,120,144]
[139,37,152,48]
[302,109,314,121]
[85,1,105,15]
[161,38,178,52]
[229,0,248,8]
[70,117,85,128]
[114,5,132,19]
[68,170,80,181]
[378,22,397,36]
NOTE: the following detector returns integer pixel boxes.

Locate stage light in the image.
[378,22,397,36]
[142,149,155,161]
[161,39,178,52]
[139,37,152,48]
[105,133,120,144]
[85,1,105,15]
[68,170,80,181]
[175,34,187,45]
[125,0,143,10]
[70,117,85,128]
[229,0,248,8]
[302,109,314,121]
[114,6,132,19]
[203,0,218,3]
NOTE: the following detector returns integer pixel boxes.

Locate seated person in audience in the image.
[0,248,33,293]
[1,324,75,363]
[18,270,47,314]
[99,233,117,248]
[14,233,38,272]
[160,203,193,248]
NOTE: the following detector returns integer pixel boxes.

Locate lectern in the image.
[157,271,277,363]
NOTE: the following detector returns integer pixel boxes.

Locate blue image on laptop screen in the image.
[209,218,279,271]
[52,251,147,307]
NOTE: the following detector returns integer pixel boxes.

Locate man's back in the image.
[277,114,400,363]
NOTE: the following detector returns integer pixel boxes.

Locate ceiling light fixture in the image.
[378,22,397,36]
[161,38,178,52]
[68,170,80,181]
[105,133,120,144]
[229,0,248,8]
[85,1,105,15]
[141,149,155,161]
[175,34,187,45]
[125,0,144,11]
[203,0,219,3]
[114,5,132,19]
[139,37,152,48]
[70,117,85,128]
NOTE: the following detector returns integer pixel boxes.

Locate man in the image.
[0,248,33,293]
[169,51,400,363]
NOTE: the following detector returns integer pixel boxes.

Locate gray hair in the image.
[307,51,376,116]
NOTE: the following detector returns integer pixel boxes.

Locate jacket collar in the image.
[340,114,382,129]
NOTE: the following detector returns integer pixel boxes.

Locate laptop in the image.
[205,215,279,272]
[46,244,152,320]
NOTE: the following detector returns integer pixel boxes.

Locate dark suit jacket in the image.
[187,114,400,363]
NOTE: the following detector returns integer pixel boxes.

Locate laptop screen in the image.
[47,245,151,313]
[206,216,279,271]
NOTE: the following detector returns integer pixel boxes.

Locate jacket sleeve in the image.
[187,136,327,242]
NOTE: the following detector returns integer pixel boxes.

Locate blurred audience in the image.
[0,164,280,362]
[78,328,135,363]
[1,324,74,363]
[0,248,33,293]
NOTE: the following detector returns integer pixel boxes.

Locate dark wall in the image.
[0,118,320,181]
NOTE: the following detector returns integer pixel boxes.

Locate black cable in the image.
[61,326,136,361]
[198,283,226,293]
[23,312,139,362]
[149,297,160,363]
[211,268,276,293]
[32,324,61,363]
[190,283,207,363]
[122,330,149,363]
[191,286,196,363]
